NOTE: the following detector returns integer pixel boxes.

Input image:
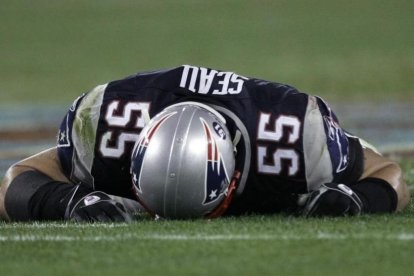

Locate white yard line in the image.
[1,232,414,242]
[0,222,129,229]
[1,223,414,242]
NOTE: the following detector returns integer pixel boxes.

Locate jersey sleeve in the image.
[57,84,107,187]
[302,96,363,192]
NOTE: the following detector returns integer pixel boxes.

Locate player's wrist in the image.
[352,177,397,213]
[4,170,92,221]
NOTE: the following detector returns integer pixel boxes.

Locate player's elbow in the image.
[387,162,410,212]
[0,165,18,220]
[2,163,32,190]
[1,163,35,220]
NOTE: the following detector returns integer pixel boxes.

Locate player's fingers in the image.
[72,209,91,222]
[94,213,112,222]
[103,204,132,222]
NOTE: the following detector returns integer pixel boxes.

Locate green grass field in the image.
[1,158,414,276]
[2,213,414,276]
[1,158,413,275]
[1,1,414,275]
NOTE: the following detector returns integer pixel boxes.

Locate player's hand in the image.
[64,187,132,222]
[302,183,363,217]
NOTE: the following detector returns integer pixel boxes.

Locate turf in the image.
[1,158,413,276]
[1,1,413,275]
[1,0,414,104]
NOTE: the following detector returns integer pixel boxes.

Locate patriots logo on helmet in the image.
[131,112,176,192]
[201,119,230,205]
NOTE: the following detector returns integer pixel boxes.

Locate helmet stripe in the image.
[132,112,176,193]
[201,119,229,204]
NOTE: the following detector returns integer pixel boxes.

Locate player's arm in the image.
[301,96,409,216]
[356,146,409,212]
[0,147,131,222]
[302,145,409,216]
[0,147,68,220]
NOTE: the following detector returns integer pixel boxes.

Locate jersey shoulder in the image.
[56,84,108,185]
[245,77,309,109]
[106,66,185,94]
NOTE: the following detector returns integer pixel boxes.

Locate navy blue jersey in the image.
[57,65,363,214]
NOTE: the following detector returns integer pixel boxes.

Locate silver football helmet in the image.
[131,102,237,219]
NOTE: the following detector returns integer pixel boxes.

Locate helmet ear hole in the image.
[131,102,236,219]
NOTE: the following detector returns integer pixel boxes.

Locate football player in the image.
[0,65,409,222]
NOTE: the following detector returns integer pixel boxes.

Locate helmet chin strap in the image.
[206,170,241,219]
[232,130,241,155]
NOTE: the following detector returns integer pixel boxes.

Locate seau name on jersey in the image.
[179,65,248,95]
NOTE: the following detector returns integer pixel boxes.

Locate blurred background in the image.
[1,0,413,103]
[1,0,414,167]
